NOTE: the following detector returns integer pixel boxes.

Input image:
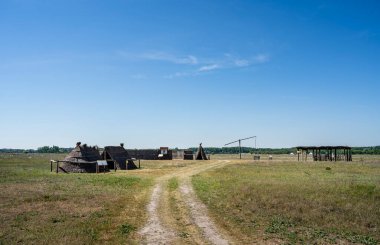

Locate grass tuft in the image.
[168,177,179,191]
[119,223,136,236]
[265,216,294,234]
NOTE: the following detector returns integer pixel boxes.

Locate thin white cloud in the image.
[164,72,191,79]
[198,64,219,72]
[140,52,198,65]
[234,59,250,67]
[165,53,271,79]
[254,54,270,63]
[118,50,271,79]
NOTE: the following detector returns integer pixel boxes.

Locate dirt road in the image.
[139,160,233,244]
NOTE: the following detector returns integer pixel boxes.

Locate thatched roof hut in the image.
[195,143,208,160]
[60,142,103,173]
[102,143,137,170]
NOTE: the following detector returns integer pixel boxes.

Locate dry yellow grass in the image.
[0,154,153,244]
[2,153,379,244]
[192,156,380,244]
[0,154,207,244]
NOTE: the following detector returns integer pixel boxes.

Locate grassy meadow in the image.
[193,155,380,244]
[1,153,379,244]
[0,153,202,244]
[0,153,157,244]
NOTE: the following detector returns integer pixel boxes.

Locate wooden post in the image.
[343,149,346,161]
[315,149,318,161]
[139,159,141,169]
[239,140,242,159]
[297,150,300,161]
[349,149,352,161]
[96,162,99,174]
[329,149,332,161]
[305,150,308,161]
[50,160,53,172]
[56,161,59,173]
[334,149,337,162]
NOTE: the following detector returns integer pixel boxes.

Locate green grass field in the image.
[0,153,154,244]
[193,156,380,244]
[1,153,379,244]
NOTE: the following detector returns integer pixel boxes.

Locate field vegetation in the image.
[193,156,380,244]
[1,153,379,244]
[0,153,155,244]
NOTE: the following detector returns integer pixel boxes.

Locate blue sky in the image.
[0,0,379,149]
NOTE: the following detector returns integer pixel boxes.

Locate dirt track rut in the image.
[139,160,232,244]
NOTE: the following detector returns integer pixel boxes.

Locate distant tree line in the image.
[351,146,380,155]
[189,147,296,155]
[35,146,73,153]
[1,146,380,155]
[0,146,72,153]
[190,146,380,155]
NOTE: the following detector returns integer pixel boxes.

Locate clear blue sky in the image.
[1,0,379,149]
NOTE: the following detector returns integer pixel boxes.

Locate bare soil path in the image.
[139,160,233,244]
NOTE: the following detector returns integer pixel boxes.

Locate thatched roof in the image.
[102,144,137,170]
[195,143,208,160]
[60,142,103,173]
[64,142,101,163]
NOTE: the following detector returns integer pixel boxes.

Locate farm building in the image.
[184,150,194,160]
[59,142,104,173]
[296,146,352,161]
[172,149,194,160]
[195,143,208,160]
[127,148,173,160]
[101,143,137,170]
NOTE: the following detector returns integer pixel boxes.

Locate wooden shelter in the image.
[172,149,194,160]
[296,146,352,162]
[195,143,208,160]
[102,143,137,170]
[184,150,194,160]
[127,149,173,160]
[58,142,104,173]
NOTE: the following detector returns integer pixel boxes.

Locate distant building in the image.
[127,148,173,160]
[101,143,137,170]
[59,142,104,173]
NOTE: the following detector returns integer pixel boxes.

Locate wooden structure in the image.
[52,142,107,173]
[296,146,352,162]
[127,148,173,160]
[225,136,257,159]
[184,150,194,160]
[195,143,208,160]
[101,143,137,170]
[172,149,194,160]
[51,159,111,174]
[158,147,172,160]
